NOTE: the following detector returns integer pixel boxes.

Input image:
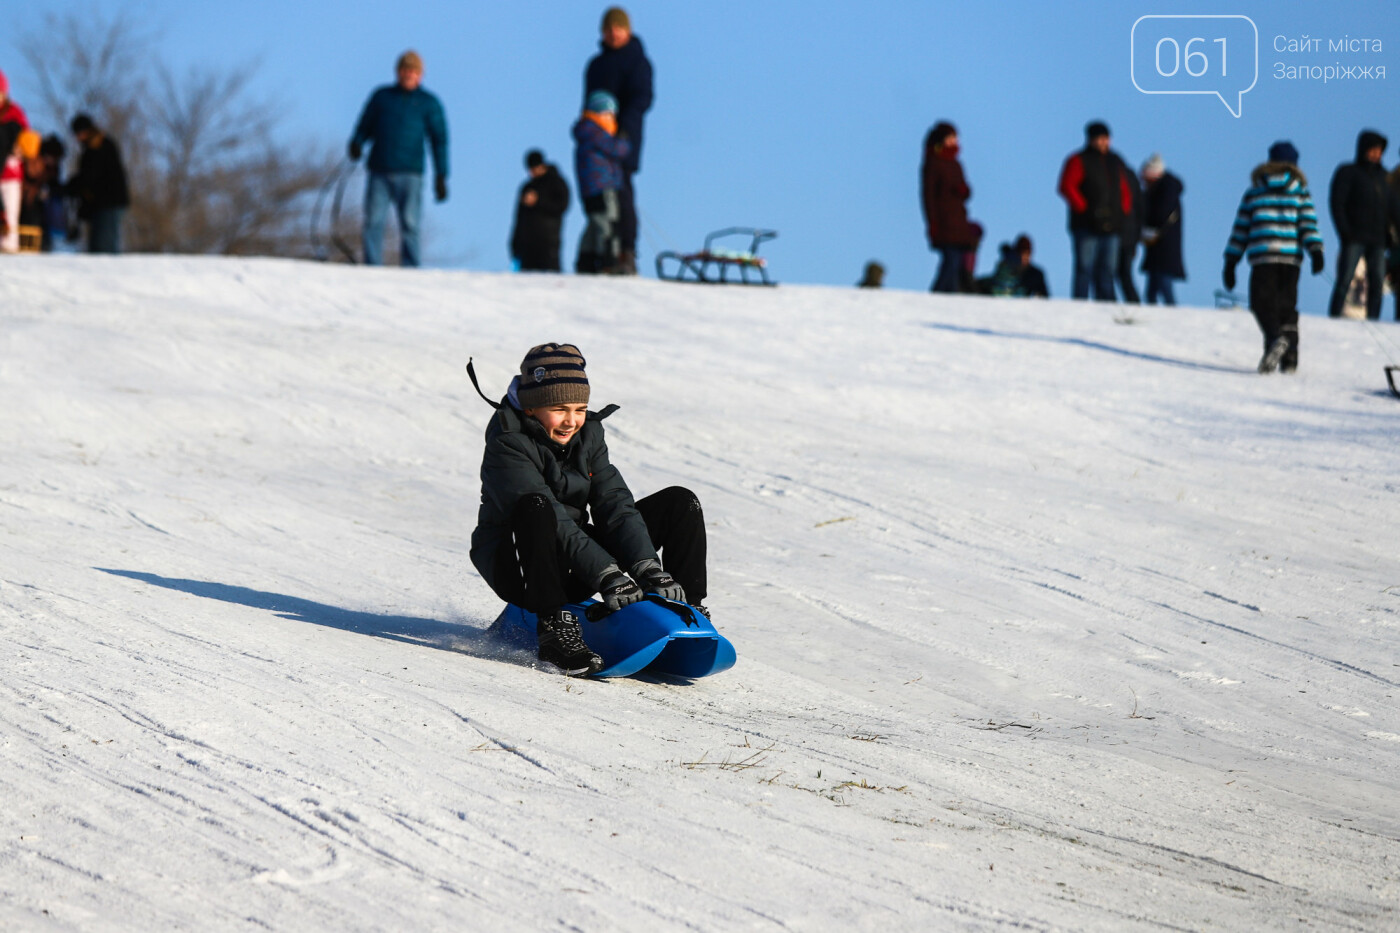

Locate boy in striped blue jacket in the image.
[1223,142,1325,373]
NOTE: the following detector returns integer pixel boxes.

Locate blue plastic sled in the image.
[491,596,736,678]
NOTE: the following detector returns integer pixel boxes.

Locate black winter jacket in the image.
[470,399,657,590]
[1141,172,1186,279]
[70,135,130,218]
[510,165,571,269]
[583,36,653,173]
[1330,131,1400,247]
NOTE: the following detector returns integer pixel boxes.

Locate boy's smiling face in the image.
[526,403,587,445]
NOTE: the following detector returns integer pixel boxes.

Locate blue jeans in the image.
[88,208,124,254]
[363,172,423,267]
[931,247,966,293]
[1328,241,1385,319]
[1072,232,1119,300]
[1145,271,1176,305]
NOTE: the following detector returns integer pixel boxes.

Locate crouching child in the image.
[572,90,631,274]
[470,344,708,675]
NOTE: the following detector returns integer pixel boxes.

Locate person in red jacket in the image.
[920,121,980,293]
[1058,121,1134,301]
[0,70,31,254]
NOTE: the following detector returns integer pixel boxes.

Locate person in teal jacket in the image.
[348,50,449,267]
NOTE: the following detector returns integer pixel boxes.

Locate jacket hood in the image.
[597,34,646,61]
[1252,161,1306,187]
[1357,129,1388,161]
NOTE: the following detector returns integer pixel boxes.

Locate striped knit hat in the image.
[517,343,589,409]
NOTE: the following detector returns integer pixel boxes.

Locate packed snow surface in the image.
[2,255,1398,931]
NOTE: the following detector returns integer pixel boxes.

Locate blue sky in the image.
[8,0,1400,313]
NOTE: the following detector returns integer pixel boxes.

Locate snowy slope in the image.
[1,255,1398,931]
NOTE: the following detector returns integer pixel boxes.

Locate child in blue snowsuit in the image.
[572,90,631,274]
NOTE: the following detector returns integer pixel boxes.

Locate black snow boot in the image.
[536,609,603,676]
[1280,325,1299,373]
[1258,334,1289,374]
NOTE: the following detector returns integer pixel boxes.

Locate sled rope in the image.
[465,358,502,409]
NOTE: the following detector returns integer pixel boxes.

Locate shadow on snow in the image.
[924,321,1255,374]
[95,568,534,668]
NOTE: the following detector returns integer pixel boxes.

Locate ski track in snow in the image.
[1,256,1397,931]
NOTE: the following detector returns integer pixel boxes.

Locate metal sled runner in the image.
[655,227,777,285]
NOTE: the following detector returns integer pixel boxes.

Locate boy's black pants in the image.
[1249,262,1300,362]
[489,486,707,613]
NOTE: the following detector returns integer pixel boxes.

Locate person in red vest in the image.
[1058,121,1134,301]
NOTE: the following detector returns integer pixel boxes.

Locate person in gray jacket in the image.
[470,343,708,675]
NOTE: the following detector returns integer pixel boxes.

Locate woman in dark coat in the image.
[920,121,979,293]
[1139,154,1186,305]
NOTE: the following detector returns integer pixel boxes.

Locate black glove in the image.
[1310,250,1324,275]
[598,567,643,613]
[434,176,448,202]
[631,559,685,603]
[348,141,362,161]
[1222,260,1237,292]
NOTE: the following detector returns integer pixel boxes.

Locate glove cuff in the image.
[630,558,662,580]
[597,564,625,590]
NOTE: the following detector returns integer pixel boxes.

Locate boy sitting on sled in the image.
[470,343,708,675]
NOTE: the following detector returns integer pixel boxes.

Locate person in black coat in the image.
[1328,129,1400,319]
[68,114,130,254]
[510,149,571,272]
[1116,165,1143,303]
[1139,154,1186,305]
[583,6,653,275]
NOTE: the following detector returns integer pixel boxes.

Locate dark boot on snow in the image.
[1280,325,1299,373]
[1258,335,1289,374]
[537,609,603,676]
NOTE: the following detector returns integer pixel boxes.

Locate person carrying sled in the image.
[1223,141,1325,374]
[572,90,631,274]
[470,343,708,675]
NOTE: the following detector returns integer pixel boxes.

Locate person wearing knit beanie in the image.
[1139,154,1186,305]
[1223,140,1325,372]
[514,343,590,413]
[470,343,712,675]
[583,6,653,275]
[1268,141,1299,166]
[602,7,630,33]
